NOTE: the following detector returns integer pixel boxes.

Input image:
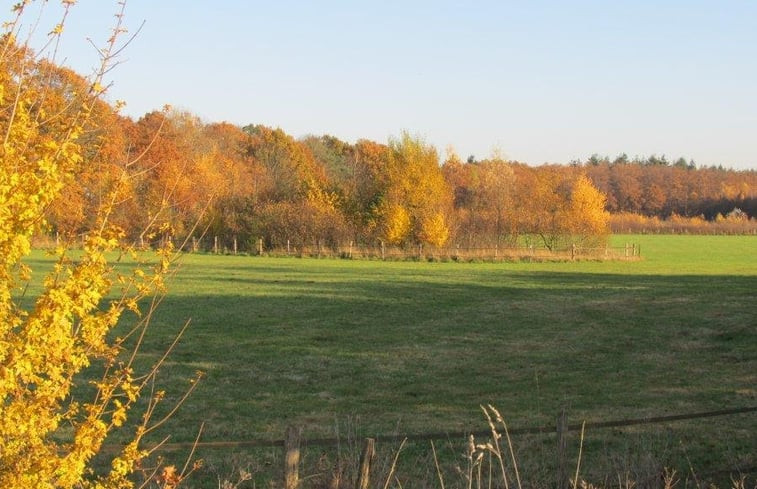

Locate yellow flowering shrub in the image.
[1,3,193,488]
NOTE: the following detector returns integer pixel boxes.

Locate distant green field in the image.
[24,234,757,485]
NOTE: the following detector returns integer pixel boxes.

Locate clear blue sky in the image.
[20,1,757,169]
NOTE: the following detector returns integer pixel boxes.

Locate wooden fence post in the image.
[258,238,263,256]
[571,243,576,261]
[380,240,385,260]
[356,437,376,489]
[284,426,301,489]
[214,236,218,254]
[556,409,568,489]
[233,237,237,255]
[349,240,353,259]
[287,239,290,255]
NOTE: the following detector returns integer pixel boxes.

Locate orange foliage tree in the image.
[442,150,516,247]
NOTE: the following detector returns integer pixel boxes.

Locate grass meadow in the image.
[26,234,757,487]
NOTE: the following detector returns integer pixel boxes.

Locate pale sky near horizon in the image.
[17,1,757,169]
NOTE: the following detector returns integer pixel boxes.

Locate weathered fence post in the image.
[287,239,291,255]
[418,243,423,260]
[380,240,385,260]
[214,236,219,254]
[495,243,499,260]
[284,426,301,489]
[349,240,353,259]
[233,237,238,255]
[258,238,263,256]
[571,243,576,261]
[356,437,376,489]
[556,409,568,489]
[624,242,629,257]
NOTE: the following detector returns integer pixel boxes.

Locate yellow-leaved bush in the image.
[382,132,451,247]
[1,3,194,488]
[568,175,610,246]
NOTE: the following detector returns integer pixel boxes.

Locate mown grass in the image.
[24,234,757,486]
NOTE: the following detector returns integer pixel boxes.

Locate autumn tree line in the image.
[31,55,757,252]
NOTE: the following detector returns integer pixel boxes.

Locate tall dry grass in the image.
[200,407,754,489]
[610,212,757,235]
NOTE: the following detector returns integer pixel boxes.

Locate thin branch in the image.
[142,372,203,436]
[179,422,205,478]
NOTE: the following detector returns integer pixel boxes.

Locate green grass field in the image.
[25,234,757,486]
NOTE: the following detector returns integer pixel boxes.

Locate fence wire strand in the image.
[120,405,757,452]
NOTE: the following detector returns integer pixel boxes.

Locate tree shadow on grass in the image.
[91,264,756,486]
[133,267,755,434]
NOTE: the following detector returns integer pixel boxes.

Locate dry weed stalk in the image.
[662,468,678,489]
[431,440,447,489]
[382,438,408,489]
[449,405,526,489]
[573,421,586,489]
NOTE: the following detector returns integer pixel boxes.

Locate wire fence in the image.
[37,233,641,261]
[190,237,642,262]
[98,405,755,488]
[129,405,756,452]
[123,405,755,489]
